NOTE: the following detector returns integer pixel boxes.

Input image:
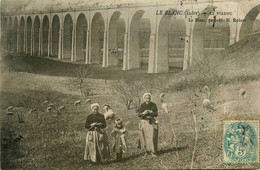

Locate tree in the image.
[110,76,164,110]
[70,65,91,96]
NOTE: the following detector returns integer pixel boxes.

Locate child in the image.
[111,118,128,160]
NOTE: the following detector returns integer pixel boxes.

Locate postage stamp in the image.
[223,120,259,163]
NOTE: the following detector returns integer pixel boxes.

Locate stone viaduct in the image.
[1,0,259,73]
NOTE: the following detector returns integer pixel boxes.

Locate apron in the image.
[138,119,158,153]
[84,128,110,162]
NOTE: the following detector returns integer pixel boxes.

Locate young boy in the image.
[111,118,128,160]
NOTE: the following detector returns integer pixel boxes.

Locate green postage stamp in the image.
[223,120,259,163]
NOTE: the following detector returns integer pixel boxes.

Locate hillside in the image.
[0,33,260,169]
[216,32,260,77]
[167,32,260,92]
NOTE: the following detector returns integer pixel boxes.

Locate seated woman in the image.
[84,103,110,163]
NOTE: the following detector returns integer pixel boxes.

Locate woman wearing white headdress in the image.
[84,103,110,163]
[137,93,158,157]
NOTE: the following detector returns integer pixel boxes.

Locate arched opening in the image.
[158,10,186,73]
[76,13,88,61]
[108,11,126,67]
[34,16,40,56]
[19,17,25,53]
[14,17,18,52]
[240,4,260,40]
[2,18,8,52]
[169,19,186,71]
[129,10,151,70]
[192,6,230,63]
[7,18,13,51]
[42,15,49,56]
[204,14,230,56]
[63,14,73,60]
[252,14,260,33]
[91,12,105,64]
[52,15,60,58]
[1,18,4,52]
[27,16,32,54]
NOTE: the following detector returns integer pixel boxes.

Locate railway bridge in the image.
[1,0,260,73]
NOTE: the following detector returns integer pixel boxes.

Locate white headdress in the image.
[91,103,100,111]
[143,93,152,100]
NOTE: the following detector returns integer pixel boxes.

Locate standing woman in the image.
[137,93,158,157]
[84,103,110,163]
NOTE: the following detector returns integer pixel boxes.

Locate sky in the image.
[1,0,193,12]
[1,0,163,13]
[1,0,30,12]
[1,0,257,15]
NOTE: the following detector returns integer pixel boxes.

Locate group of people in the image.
[84,93,159,164]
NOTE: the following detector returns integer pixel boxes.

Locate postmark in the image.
[223,120,259,163]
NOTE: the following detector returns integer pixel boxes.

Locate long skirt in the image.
[84,129,110,162]
[138,119,158,153]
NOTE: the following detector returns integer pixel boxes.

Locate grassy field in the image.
[1,33,260,169]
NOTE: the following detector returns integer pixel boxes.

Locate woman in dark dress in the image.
[84,103,110,163]
[137,93,158,157]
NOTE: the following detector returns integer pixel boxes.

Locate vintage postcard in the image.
[1,0,260,169]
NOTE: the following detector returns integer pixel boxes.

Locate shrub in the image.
[110,76,163,110]
[69,65,92,96]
